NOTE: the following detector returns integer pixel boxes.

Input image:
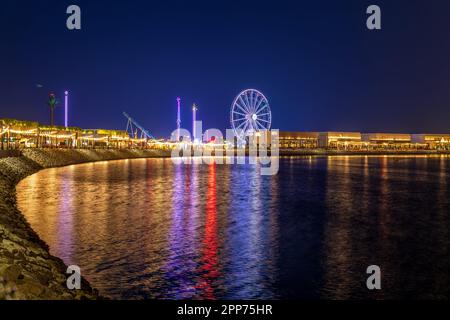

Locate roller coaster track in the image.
[123,112,155,140]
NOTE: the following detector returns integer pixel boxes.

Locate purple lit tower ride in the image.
[176,97,181,141]
[64,91,69,128]
[192,103,198,142]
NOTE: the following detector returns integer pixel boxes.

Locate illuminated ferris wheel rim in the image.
[230,89,272,139]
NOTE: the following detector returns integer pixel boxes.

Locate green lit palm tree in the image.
[47,93,59,126]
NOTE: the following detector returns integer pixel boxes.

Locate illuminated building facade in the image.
[278,132,319,149]
[318,132,362,149]
[412,134,450,150]
[1,119,133,149]
[361,133,413,150]
[278,131,450,151]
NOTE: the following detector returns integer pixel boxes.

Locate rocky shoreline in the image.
[0,149,170,300]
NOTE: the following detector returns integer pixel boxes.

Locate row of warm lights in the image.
[3,128,39,135]
[110,136,131,140]
[2,128,161,141]
[40,134,77,139]
[328,137,362,140]
[281,137,318,140]
[328,139,364,143]
[1,127,155,143]
[330,142,433,149]
[80,135,109,141]
[2,127,78,137]
[366,138,411,142]
[429,137,450,143]
[333,141,418,145]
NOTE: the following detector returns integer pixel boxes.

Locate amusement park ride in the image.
[230,89,272,141]
[123,112,156,140]
[122,88,272,147]
[172,88,272,145]
[0,89,272,150]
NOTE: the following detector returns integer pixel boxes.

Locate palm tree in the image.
[47,93,59,126]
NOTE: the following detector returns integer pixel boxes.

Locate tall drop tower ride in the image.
[192,103,198,143]
[176,97,181,141]
[64,91,69,128]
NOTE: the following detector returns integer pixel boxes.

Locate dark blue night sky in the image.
[1,0,450,137]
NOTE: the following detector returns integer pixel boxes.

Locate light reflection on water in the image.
[16,156,450,299]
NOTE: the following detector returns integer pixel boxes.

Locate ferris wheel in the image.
[230,89,272,140]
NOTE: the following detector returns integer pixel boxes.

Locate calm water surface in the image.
[17,156,450,299]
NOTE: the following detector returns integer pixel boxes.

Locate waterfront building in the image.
[1,118,131,149]
[318,132,362,149]
[279,131,319,149]
[245,130,280,149]
[0,119,82,149]
[81,129,130,148]
[38,125,81,148]
[412,134,450,150]
[362,133,413,150]
[0,119,39,149]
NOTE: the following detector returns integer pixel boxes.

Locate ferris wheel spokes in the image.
[230,89,272,141]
